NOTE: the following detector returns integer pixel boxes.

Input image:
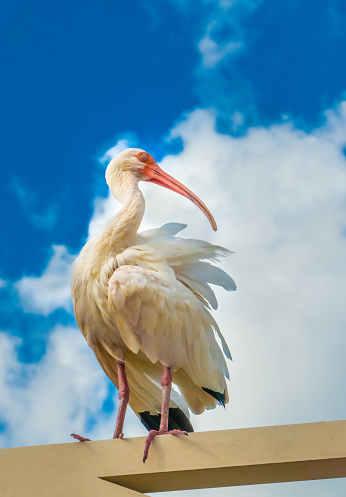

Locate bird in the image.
[70,148,236,462]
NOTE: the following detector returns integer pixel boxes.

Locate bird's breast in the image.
[71,255,126,358]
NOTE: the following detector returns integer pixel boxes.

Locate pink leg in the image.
[113,361,130,439]
[143,366,188,462]
[71,361,129,443]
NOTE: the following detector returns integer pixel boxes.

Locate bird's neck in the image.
[103,171,145,253]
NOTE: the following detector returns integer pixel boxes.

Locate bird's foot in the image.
[143,429,188,463]
[71,433,91,442]
[113,431,124,439]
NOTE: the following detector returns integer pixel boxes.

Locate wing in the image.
[108,264,228,396]
[138,222,187,240]
[119,225,236,360]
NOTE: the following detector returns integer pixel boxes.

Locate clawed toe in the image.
[71,433,91,442]
[113,432,124,439]
[143,429,188,462]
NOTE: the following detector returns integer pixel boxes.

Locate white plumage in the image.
[71,148,236,453]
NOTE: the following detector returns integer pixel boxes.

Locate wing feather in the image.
[138,223,187,239]
[141,304,158,333]
[108,264,228,394]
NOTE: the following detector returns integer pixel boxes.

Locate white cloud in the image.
[99,138,131,165]
[0,326,113,448]
[15,245,75,316]
[187,0,258,70]
[78,101,346,440]
[9,102,346,494]
[154,0,257,73]
[198,21,242,68]
[181,0,261,122]
[0,324,148,449]
[151,104,346,436]
[146,104,346,497]
[0,279,7,289]
[230,110,244,130]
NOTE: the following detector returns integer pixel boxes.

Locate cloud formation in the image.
[15,245,75,316]
[101,101,346,436]
[146,103,346,497]
[0,326,107,447]
[5,101,346,497]
[99,138,131,165]
[198,20,242,68]
[159,104,346,435]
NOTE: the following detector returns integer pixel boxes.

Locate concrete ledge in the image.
[1,420,346,496]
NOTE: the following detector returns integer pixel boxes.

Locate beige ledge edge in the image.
[1,420,346,496]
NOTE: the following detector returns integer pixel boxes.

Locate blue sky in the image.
[1,1,346,495]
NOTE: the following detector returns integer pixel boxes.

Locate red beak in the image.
[143,162,217,231]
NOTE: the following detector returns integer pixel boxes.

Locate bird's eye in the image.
[139,153,149,162]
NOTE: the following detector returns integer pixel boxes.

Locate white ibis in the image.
[71,149,236,461]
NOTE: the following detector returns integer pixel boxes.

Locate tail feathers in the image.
[173,369,219,414]
[202,387,226,407]
[139,407,194,433]
[92,346,227,426]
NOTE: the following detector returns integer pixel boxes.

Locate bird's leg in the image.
[72,361,129,443]
[143,366,188,462]
[113,361,130,439]
[158,366,172,432]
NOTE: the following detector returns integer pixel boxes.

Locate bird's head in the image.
[106,148,217,231]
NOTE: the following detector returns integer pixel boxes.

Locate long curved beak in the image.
[143,162,217,231]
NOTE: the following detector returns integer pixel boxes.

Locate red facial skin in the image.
[135,152,217,231]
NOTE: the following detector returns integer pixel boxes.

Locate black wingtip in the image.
[202,387,226,407]
[139,407,194,433]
